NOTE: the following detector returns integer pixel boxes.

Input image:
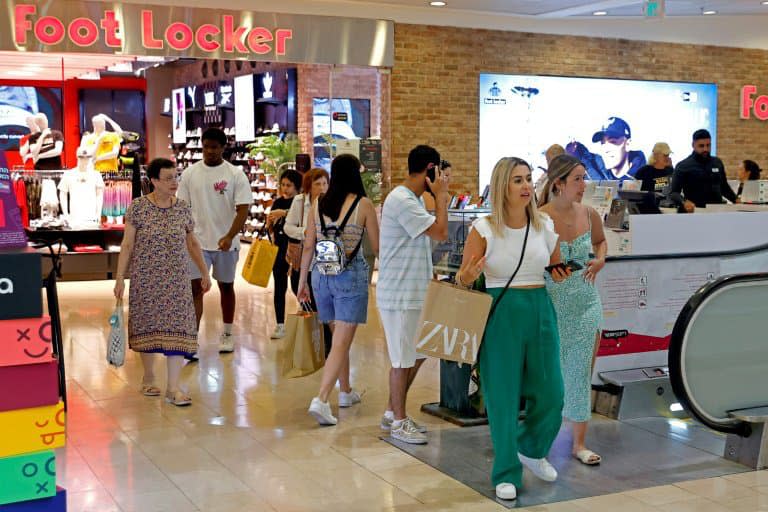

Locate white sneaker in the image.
[338,390,361,408]
[495,483,517,500]
[219,333,234,353]
[270,324,286,339]
[519,453,558,482]
[391,418,428,444]
[380,413,427,433]
[308,397,337,425]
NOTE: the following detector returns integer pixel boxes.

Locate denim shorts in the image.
[311,256,369,324]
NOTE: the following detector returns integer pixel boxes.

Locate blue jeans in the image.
[311,256,369,324]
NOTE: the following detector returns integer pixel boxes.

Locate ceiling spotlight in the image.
[429,1,446,6]
[702,9,717,15]
[593,10,607,15]
[763,1,768,5]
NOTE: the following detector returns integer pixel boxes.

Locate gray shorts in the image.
[189,250,239,283]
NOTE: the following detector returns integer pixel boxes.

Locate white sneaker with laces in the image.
[518,453,558,482]
[270,324,286,339]
[495,483,517,500]
[308,397,337,425]
[380,413,427,433]
[338,390,361,408]
[219,333,234,353]
[391,418,428,444]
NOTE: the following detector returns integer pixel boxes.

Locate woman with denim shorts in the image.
[297,154,380,426]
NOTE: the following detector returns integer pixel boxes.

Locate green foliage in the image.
[247,134,301,175]
[361,169,383,205]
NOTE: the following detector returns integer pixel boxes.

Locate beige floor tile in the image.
[194,491,276,512]
[521,501,591,511]
[625,484,701,505]
[67,488,122,512]
[675,477,757,503]
[166,469,251,506]
[656,497,732,512]
[353,450,424,473]
[723,471,768,488]
[114,488,199,512]
[570,492,658,512]
[725,492,768,512]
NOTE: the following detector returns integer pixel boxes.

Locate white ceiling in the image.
[0,52,138,81]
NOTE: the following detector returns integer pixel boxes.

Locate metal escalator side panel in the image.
[669,273,768,436]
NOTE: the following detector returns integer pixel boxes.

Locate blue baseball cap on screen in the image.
[592,117,631,142]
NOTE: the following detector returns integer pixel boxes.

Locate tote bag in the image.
[241,234,278,287]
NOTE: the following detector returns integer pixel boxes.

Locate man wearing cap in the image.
[669,129,737,212]
[634,142,674,193]
[592,117,646,180]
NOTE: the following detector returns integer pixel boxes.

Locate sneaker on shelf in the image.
[380,413,427,433]
[270,324,286,339]
[495,483,517,500]
[308,397,337,426]
[219,333,235,353]
[391,418,428,444]
[338,390,361,408]
[518,454,557,482]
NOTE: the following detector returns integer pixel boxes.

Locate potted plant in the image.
[247,134,302,175]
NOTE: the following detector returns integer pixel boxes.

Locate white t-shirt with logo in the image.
[177,161,252,251]
[58,169,105,225]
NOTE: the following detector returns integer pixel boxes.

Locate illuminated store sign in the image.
[2,1,394,67]
[740,85,768,120]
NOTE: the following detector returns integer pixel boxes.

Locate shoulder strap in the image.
[487,213,530,320]
[318,195,363,237]
[586,206,592,230]
[337,195,363,232]
[298,195,305,228]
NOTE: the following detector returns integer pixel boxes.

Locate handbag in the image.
[241,231,279,287]
[106,299,126,368]
[279,304,326,378]
[285,197,304,269]
[415,215,530,365]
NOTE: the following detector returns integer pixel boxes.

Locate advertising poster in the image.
[479,74,717,191]
[596,257,720,356]
[234,74,255,142]
[171,87,186,144]
[0,167,27,248]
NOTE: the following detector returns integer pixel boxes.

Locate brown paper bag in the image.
[415,280,493,365]
[280,311,325,378]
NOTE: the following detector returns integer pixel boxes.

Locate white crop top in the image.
[471,214,559,288]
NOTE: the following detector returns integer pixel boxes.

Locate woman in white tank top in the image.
[455,157,570,501]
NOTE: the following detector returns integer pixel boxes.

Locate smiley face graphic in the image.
[16,320,52,360]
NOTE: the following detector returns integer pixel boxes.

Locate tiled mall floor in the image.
[53,269,768,511]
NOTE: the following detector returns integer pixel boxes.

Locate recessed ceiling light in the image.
[762,1,768,5]
[593,10,607,16]
[702,9,717,15]
[429,1,446,6]
[6,70,35,77]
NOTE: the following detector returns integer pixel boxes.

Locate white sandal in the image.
[574,449,601,465]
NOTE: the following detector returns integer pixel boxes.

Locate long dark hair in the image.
[319,154,366,221]
[743,160,762,180]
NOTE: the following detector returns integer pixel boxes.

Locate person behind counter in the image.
[634,142,674,193]
[456,156,569,501]
[669,129,738,212]
[736,160,761,200]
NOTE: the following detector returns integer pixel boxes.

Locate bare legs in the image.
[317,321,357,402]
[571,331,602,463]
[140,353,187,394]
[388,360,425,421]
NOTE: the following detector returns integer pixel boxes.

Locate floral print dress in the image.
[125,197,198,356]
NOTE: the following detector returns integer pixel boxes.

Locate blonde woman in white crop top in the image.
[455,157,569,502]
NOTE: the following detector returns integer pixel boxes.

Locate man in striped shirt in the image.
[376,145,449,444]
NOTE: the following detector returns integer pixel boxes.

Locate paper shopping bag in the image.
[280,311,325,378]
[415,280,493,365]
[241,237,278,287]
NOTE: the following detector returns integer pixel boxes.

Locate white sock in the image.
[384,410,394,419]
[223,323,233,335]
[392,418,405,429]
[277,323,284,329]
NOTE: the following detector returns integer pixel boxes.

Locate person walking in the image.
[114,158,211,406]
[538,154,607,466]
[297,154,380,426]
[176,127,251,357]
[267,169,303,339]
[456,156,568,501]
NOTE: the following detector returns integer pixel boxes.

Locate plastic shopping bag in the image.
[241,236,279,287]
[106,300,126,368]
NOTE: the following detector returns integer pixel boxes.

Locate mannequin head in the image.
[25,115,39,133]
[92,114,106,134]
[76,146,93,171]
[34,113,49,131]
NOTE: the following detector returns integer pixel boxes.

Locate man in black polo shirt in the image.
[669,129,737,212]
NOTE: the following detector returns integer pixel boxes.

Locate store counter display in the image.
[25,227,124,281]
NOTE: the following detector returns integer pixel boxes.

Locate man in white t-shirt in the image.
[377,145,449,444]
[177,128,251,356]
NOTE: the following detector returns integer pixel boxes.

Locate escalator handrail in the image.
[607,240,768,263]
[668,272,768,437]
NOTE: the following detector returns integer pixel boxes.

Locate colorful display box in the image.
[0,316,53,368]
[0,451,56,505]
[0,359,59,412]
[0,402,65,458]
[0,250,42,321]
[0,487,66,511]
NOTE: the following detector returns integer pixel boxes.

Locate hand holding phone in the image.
[545,263,572,282]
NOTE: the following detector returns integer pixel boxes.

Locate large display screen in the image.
[234,74,255,142]
[312,98,371,170]
[479,74,718,190]
[0,86,63,153]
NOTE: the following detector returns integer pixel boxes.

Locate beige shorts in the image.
[379,308,426,369]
